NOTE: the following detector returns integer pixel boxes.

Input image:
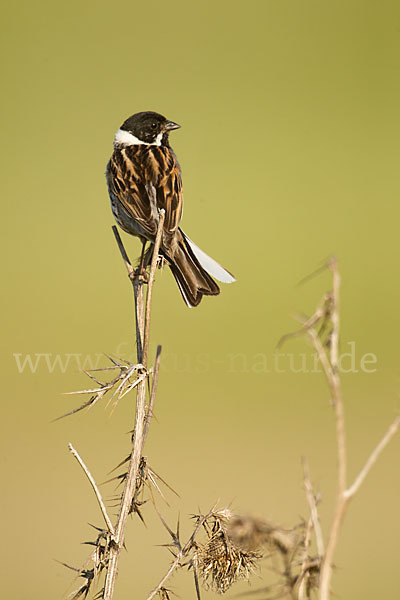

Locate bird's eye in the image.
[151,123,157,129]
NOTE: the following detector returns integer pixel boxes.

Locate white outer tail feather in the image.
[174,273,194,308]
[183,233,236,284]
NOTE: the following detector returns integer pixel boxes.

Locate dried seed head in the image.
[193,513,260,594]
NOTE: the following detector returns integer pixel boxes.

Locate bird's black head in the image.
[116,111,180,147]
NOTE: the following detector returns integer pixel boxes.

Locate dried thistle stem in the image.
[318,257,346,600]
[144,344,162,444]
[146,510,215,600]
[103,210,165,600]
[143,223,165,366]
[320,412,400,599]
[293,258,400,600]
[301,456,324,557]
[282,258,399,599]
[146,554,183,600]
[68,443,115,535]
[111,226,135,279]
[344,416,400,500]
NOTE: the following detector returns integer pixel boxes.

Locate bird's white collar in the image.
[113,128,163,147]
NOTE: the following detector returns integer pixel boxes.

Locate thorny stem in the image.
[344,416,400,500]
[112,225,144,359]
[319,411,400,600]
[111,226,135,278]
[144,344,162,444]
[146,555,182,600]
[301,456,324,557]
[68,443,115,536]
[319,257,345,600]
[146,510,215,600]
[298,514,313,600]
[143,210,165,367]
[134,277,145,362]
[103,211,165,600]
[297,258,400,600]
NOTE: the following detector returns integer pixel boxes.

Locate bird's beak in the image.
[165,120,181,131]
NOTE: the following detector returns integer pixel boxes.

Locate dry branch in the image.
[103,209,165,600]
[281,257,400,600]
[146,508,230,600]
[301,457,324,557]
[69,443,115,535]
[144,344,162,444]
[344,416,400,499]
[62,211,165,600]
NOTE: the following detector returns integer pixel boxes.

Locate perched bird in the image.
[106,111,235,307]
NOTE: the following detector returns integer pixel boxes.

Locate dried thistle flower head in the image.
[193,511,261,594]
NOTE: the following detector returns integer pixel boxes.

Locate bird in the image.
[106,111,235,307]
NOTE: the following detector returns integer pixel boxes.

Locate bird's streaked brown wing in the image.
[107,146,157,239]
[143,145,183,242]
[107,144,183,251]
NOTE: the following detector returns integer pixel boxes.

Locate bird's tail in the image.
[167,229,235,307]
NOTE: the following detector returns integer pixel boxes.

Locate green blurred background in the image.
[2,1,400,598]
